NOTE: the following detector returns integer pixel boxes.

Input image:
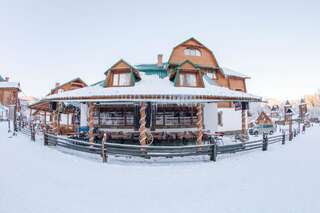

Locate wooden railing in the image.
[40,131,292,163]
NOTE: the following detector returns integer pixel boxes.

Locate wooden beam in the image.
[196,104,203,145]
[44,111,47,125]
[52,111,58,134]
[241,108,248,142]
[89,102,94,144]
[289,114,293,141]
[139,102,146,145]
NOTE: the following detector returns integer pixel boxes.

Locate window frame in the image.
[111,71,132,87]
[207,71,217,80]
[184,48,201,57]
[178,71,199,87]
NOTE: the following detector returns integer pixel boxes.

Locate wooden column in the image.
[241,108,248,142]
[52,111,58,134]
[29,109,32,126]
[289,114,293,141]
[72,113,76,132]
[57,111,60,135]
[139,102,147,145]
[151,104,156,131]
[88,102,95,144]
[196,104,203,145]
[44,111,47,125]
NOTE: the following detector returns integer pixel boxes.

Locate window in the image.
[207,72,217,80]
[156,105,198,128]
[179,73,197,87]
[98,107,134,127]
[112,73,131,86]
[184,48,201,56]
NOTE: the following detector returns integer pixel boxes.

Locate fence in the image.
[39,131,294,163]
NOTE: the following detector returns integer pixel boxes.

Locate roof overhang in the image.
[41,94,261,104]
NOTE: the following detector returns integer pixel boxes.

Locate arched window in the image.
[184,48,201,56]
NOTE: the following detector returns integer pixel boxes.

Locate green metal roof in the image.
[91,63,169,87]
[135,63,168,78]
[0,75,5,82]
[91,80,105,87]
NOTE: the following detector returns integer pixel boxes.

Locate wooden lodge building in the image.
[0,75,20,107]
[29,78,87,134]
[30,38,261,145]
[255,111,273,125]
[0,75,20,122]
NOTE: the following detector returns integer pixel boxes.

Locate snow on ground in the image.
[1,122,320,213]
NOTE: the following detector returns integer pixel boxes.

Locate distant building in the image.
[255,111,273,125]
[270,105,280,118]
[29,78,87,134]
[0,75,20,108]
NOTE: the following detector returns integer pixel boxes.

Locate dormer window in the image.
[105,59,141,87]
[207,71,217,80]
[184,48,201,56]
[112,72,131,86]
[179,72,197,87]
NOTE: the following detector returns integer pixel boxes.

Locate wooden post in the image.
[282,132,286,145]
[13,105,17,132]
[8,119,11,133]
[262,133,268,151]
[67,113,69,128]
[57,112,60,135]
[29,109,32,127]
[196,104,203,145]
[289,115,293,141]
[210,139,217,162]
[44,111,47,126]
[101,132,107,163]
[241,106,248,142]
[72,113,76,132]
[31,123,35,142]
[139,102,147,145]
[88,102,95,144]
[52,111,57,134]
[44,129,48,146]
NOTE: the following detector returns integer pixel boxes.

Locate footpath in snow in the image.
[1,122,320,213]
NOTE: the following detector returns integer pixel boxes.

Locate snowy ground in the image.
[1,122,320,213]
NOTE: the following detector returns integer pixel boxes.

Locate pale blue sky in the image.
[0,0,319,100]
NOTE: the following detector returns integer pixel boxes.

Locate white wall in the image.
[80,103,88,127]
[204,103,218,132]
[217,108,242,132]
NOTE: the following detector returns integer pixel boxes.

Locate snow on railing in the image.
[38,131,293,163]
[17,124,299,163]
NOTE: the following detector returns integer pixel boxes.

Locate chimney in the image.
[55,82,60,88]
[157,54,163,67]
[5,77,9,82]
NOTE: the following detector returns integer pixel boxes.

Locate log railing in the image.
[42,131,291,163]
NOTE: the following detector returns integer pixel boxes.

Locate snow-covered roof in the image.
[43,73,261,103]
[0,81,20,89]
[221,67,250,79]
